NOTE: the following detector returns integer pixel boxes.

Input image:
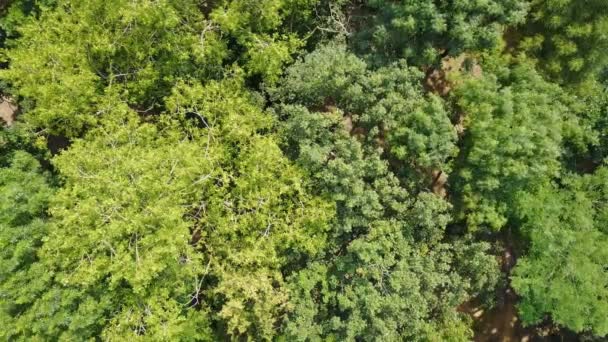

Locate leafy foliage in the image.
[2,0,608,340]
[272,45,498,340]
[0,0,55,44]
[512,168,608,337]
[165,79,334,339]
[0,0,320,137]
[2,107,216,340]
[1,0,227,136]
[0,152,53,328]
[519,0,608,82]
[351,0,529,65]
[452,60,565,231]
[272,43,458,189]
[208,0,319,83]
[1,78,333,340]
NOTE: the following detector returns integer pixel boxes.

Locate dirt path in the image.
[462,233,576,342]
[463,289,530,342]
[461,241,532,342]
[466,294,575,342]
[464,231,567,341]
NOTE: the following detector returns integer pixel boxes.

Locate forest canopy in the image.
[1,0,607,340]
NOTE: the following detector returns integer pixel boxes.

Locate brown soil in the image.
[574,157,600,174]
[461,241,530,342]
[430,169,447,198]
[463,236,577,342]
[462,290,530,342]
[465,294,576,342]
[0,96,17,126]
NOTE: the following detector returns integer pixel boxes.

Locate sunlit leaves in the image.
[512,168,608,336]
[453,61,564,231]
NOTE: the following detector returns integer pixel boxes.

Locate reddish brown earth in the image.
[460,243,531,342]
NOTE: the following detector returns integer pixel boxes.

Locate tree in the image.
[1,0,227,136]
[0,77,334,340]
[165,78,334,339]
[1,0,322,137]
[1,103,216,340]
[4,0,608,340]
[271,45,499,340]
[271,42,458,190]
[275,104,498,341]
[519,0,608,83]
[349,0,528,66]
[0,150,54,337]
[0,0,55,46]
[208,0,320,83]
[511,168,608,337]
[452,59,565,232]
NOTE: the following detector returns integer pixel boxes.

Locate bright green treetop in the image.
[1,0,321,137]
[0,77,334,340]
[512,168,608,337]
[452,60,565,231]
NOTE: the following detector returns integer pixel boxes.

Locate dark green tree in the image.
[519,0,608,83]
[0,127,54,339]
[350,0,528,66]
[272,45,499,340]
[275,104,498,341]
[272,42,458,190]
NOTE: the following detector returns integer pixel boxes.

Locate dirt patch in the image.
[430,169,447,198]
[462,234,577,342]
[573,156,600,174]
[461,241,529,342]
[465,294,574,342]
[0,96,17,126]
[463,290,528,342]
